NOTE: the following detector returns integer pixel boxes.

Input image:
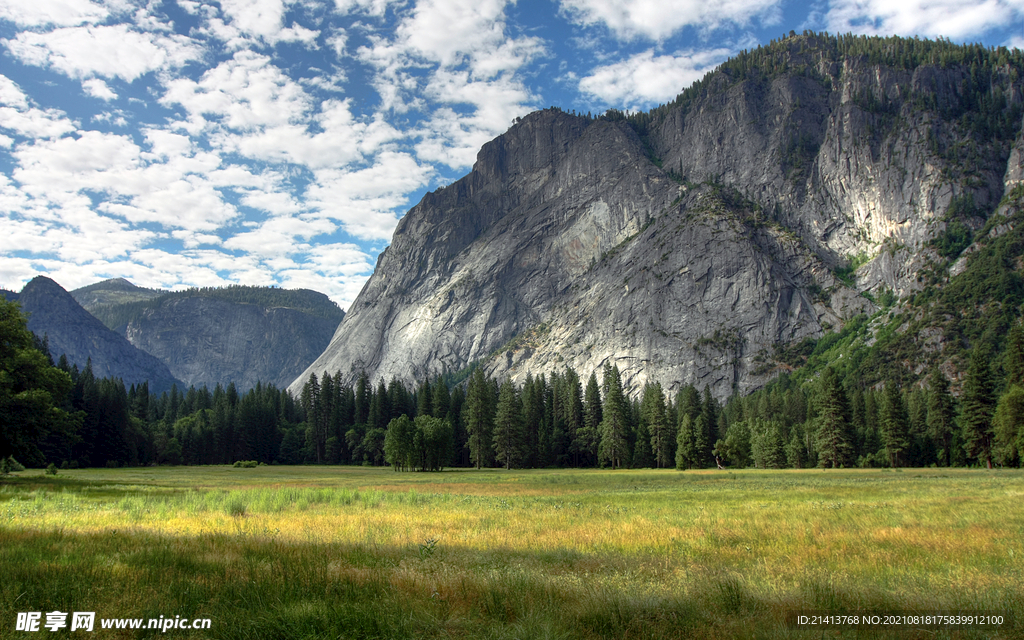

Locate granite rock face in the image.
[3,277,181,393]
[123,295,341,392]
[292,36,1024,399]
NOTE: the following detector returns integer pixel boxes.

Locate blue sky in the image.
[1,0,1022,308]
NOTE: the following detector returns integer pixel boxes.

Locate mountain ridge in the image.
[291,33,1024,400]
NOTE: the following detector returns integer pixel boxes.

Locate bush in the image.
[45,463,58,476]
[1,457,26,475]
[232,460,258,468]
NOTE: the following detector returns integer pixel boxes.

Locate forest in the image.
[3,293,1022,474]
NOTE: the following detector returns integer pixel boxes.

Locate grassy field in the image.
[1,466,1021,639]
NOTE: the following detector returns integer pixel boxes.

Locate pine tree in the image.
[675,414,698,470]
[598,364,629,469]
[581,372,602,466]
[463,369,495,468]
[642,382,672,468]
[961,347,997,468]
[815,367,852,468]
[493,378,525,469]
[880,381,910,467]
[561,368,585,467]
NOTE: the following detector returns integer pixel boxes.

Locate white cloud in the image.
[306,151,432,239]
[0,106,78,139]
[357,0,541,168]
[4,24,204,82]
[558,0,782,41]
[333,0,397,18]
[0,75,29,109]
[579,47,731,107]
[0,0,109,27]
[200,0,320,48]
[160,50,310,129]
[82,78,117,100]
[223,215,335,257]
[825,0,1023,40]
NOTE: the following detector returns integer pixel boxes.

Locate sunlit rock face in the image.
[293,36,1024,399]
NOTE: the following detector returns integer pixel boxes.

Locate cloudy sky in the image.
[1,0,1022,308]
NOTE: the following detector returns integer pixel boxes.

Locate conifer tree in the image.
[598,364,629,469]
[961,346,997,468]
[675,414,698,470]
[581,372,602,466]
[464,369,495,468]
[493,378,525,469]
[561,368,585,467]
[880,380,910,467]
[642,382,672,468]
[815,367,852,468]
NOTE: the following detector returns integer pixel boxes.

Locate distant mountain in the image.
[73,281,344,392]
[291,33,1024,399]
[72,278,163,321]
[2,276,181,393]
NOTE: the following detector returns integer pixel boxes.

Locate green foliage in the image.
[232,460,259,468]
[832,252,871,287]
[0,298,76,465]
[960,347,997,467]
[750,419,786,469]
[598,365,630,469]
[993,385,1024,466]
[815,368,852,468]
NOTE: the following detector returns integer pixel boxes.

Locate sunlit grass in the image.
[1,467,1021,638]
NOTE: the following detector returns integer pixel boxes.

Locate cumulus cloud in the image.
[579,47,731,107]
[0,75,29,109]
[357,0,541,169]
[223,215,336,257]
[82,78,117,100]
[4,24,204,82]
[558,0,783,41]
[825,0,1023,40]
[333,0,397,18]
[199,0,320,48]
[306,151,432,240]
[160,50,310,130]
[0,0,109,27]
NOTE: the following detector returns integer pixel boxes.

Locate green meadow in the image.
[1,466,1021,639]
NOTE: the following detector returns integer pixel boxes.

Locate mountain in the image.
[291,33,1024,400]
[1,276,181,393]
[73,281,344,391]
[72,278,164,319]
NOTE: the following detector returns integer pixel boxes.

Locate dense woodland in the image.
[3,294,1022,472]
[4,33,1024,474]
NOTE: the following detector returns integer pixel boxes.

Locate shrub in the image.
[45,463,58,476]
[232,460,258,468]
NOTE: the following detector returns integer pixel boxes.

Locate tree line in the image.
[3,295,1022,471]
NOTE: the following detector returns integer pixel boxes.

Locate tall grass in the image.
[1,467,1021,638]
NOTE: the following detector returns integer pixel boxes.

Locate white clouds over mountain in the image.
[0,0,1020,306]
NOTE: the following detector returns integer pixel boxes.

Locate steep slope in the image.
[1,277,181,393]
[292,34,1024,399]
[72,281,345,392]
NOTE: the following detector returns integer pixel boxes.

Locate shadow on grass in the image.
[1,526,1019,640]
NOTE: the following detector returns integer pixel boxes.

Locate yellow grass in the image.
[1,466,1021,638]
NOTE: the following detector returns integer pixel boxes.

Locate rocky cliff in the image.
[72,281,345,392]
[292,34,1024,399]
[2,277,181,393]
